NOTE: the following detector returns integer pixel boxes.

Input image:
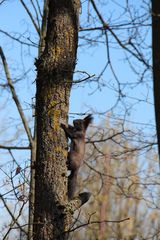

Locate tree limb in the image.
[90,0,150,67]
[0,47,34,146]
[0,144,30,150]
[69,217,130,232]
[0,194,27,235]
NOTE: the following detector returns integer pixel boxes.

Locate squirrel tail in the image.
[68,169,78,200]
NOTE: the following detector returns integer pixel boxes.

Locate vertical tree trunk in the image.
[28,2,49,239]
[33,1,80,239]
[152,0,160,166]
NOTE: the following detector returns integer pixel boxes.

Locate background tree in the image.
[152,0,160,165]
[71,119,160,239]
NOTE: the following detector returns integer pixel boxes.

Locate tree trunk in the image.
[28,2,49,239]
[152,0,160,166]
[33,1,80,239]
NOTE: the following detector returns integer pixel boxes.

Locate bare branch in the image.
[0,0,5,5]
[0,29,37,47]
[0,195,27,235]
[69,217,130,233]
[19,0,40,35]
[30,0,41,30]
[35,0,42,18]
[90,0,150,67]
[39,0,49,55]
[0,145,30,150]
[1,184,25,197]
[2,202,26,240]
[0,47,34,146]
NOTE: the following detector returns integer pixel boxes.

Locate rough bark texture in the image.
[28,2,49,239]
[33,1,80,239]
[152,0,160,166]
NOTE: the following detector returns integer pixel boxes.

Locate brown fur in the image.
[61,114,93,199]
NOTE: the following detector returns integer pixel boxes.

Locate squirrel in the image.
[61,114,93,199]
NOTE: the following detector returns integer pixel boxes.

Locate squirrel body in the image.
[61,114,93,199]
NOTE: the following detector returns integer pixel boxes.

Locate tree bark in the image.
[152,0,160,166]
[28,2,49,239]
[33,1,81,239]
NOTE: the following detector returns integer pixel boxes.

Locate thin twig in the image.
[30,0,40,30]
[69,217,130,232]
[20,0,40,35]
[0,29,37,47]
[90,0,150,68]
[39,0,49,55]
[0,194,27,235]
[0,145,30,150]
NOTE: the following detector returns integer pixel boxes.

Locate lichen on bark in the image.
[33,1,84,240]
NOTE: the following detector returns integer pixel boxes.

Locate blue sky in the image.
[0,0,154,126]
[0,1,155,168]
